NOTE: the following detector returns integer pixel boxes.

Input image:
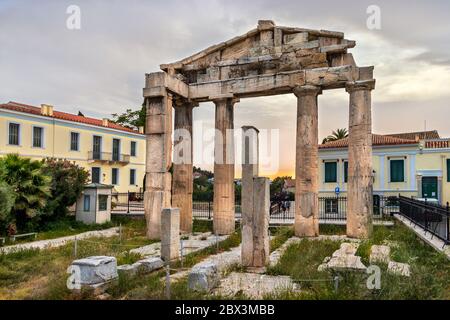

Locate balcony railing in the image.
[88,151,130,164]
[423,139,450,149]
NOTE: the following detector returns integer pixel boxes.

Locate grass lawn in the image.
[0,218,153,299]
[1,218,448,300]
[266,221,450,300]
[0,216,137,246]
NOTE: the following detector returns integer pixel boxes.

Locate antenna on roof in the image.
[78,111,85,117]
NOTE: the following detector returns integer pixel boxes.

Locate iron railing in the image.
[112,193,396,223]
[88,151,130,164]
[398,196,450,244]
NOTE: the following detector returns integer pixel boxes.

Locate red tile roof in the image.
[0,102,143,135]
[386,130,440,141]
[319,134,418,149]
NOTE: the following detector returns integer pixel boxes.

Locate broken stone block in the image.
[215,272,298,299]
[161,208,180,262]
[70,256,118,285]
[388,261,411,277]
[326,255,367,272]
[369,245,391,264]
[188,262,219,292]
[117,263,141,277]
[136,257,164,273]
[332,242,359,257]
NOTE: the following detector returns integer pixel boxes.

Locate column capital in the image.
[346,80,376,93]
[173,97,198,109]
[211,95,240,105]
[293,85,322,97]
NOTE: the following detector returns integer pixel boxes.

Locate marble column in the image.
[172,100,195,234]
[144,94,173,240]
[213,97,237,235]
[241,126,261,267]
[293,86,321,237]
[346,80,376,239]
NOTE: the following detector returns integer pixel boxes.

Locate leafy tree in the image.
[111,106,146,130]
[270,176,292,199]
[0,154,51,232]
[322,128,348,144]
[0,182,15,235]
[41,158,89,220]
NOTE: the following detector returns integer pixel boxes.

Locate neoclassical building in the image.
[0,101,146,193]
[318,130,450,205]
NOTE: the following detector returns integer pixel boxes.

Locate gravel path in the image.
[0,227,119,254]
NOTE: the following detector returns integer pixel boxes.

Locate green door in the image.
[422,177,438,199]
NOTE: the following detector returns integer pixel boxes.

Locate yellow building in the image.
[318,130,450,206]
[0,101,146,193]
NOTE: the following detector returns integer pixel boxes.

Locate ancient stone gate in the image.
[143,20,375,239]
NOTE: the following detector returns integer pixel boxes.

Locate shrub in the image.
[40,158,89,220]
[0,154,51,232]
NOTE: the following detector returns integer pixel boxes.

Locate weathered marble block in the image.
[71,256,118,285]
[161,208,180,262]
[188,262,220,292]
[137,257,164,273]
[388,261,411,277]
[369,245,391,264]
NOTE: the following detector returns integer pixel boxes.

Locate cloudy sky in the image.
[1,0,449,177]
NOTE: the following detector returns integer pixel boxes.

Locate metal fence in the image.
[398,196,450,244]
[112,193,397,223]
[111,192,144,214]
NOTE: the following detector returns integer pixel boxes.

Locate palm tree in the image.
[0,154,51,231]
[322,128,349,144]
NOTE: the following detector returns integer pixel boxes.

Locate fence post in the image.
[334,276,339,293]
[180,239,184,269]
[447,202,450,243]
[127,191,130,214]
[119,223,122,244]
[208,202,211,220]
[424,198,428,233]
[74,237,78,258]
[165,264,170,299]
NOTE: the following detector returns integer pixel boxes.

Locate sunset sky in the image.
[1,0,449,178]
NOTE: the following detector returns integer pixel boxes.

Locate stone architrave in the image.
[172,101,195,233]
[346,80,376,239]
[213,97,238,235]
[144,93,173,240]
[161,208,180,262]
[293,86,321,237]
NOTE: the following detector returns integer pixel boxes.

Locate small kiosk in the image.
[76,183,113,225]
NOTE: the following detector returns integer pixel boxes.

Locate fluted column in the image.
[172,100,195,234]
[293,86,321,237]
[346,80,375,239]
[213,97,237,235]
[144,93,173,240]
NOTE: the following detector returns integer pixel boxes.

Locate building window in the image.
[325,199,338,214]
[93,135,102,160]
[130,141,137,157]
[325,162,337,183]
[390,159,405,182]
[70,132,79,151]
[129,169,136,185]
[92,167,101,184]
[98,195,108,211]
[8,123,20,145]
[32,126,43,148]
[112,168,119,185]
[112,138,120,161]
[83,195,90,212]
[447,159,450,182]
[344,161,348,183]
